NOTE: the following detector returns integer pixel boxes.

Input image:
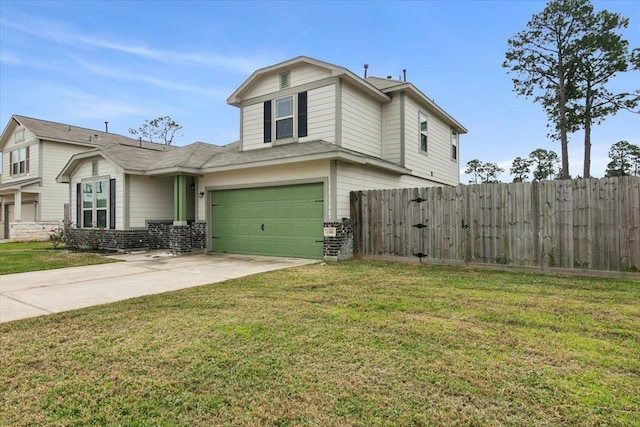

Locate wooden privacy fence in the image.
[350,177,640,272]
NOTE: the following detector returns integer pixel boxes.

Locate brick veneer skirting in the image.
[65,221,206,253]
[323,220,353,260]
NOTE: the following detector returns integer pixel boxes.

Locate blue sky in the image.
[1,0,638,181]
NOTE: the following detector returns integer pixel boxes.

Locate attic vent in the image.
[280,71,290,89]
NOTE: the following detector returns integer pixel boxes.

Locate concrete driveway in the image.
[0,252,317,323]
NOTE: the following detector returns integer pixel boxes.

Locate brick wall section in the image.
[191,222,206,249]
[323,220,353,260]
[147,221,173,250]
[170,225,192,254]
[65,228,150,251]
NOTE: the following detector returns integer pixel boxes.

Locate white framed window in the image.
[10,147,29,175]
[275,95,294,140]
[82,179,108,228]
[14,129,24,142]
[451,129,458,161]
[419,112,428,153]
[280,71,290,89]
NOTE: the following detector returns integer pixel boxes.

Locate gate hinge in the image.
[413,252,428,258]
[412,223,428,229]
[411,197,426,203]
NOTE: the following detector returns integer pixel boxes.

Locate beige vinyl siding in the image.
[300,84,336,143]
[403,96,459,186]
[382,96,402,163]
[247,64,333,99]
[199,160,331,221]
[290,64,332,87]
[241,102,266,151]
[128,175,174,228]
[335,162,438,218]
[341,83,382,157]
[40,142,91,221]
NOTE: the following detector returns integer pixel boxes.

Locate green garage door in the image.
[211,183,324,259]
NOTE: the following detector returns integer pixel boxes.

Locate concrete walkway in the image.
[0,252,317,323]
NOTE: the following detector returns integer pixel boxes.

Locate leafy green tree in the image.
[605,140,640,177]
[504,0,593,180]
[567,7,640,178]
[129,116,183,145]
[481,163,505,183]
[529,149,560,181]
[464,159,484,184]
[510,156,533,182]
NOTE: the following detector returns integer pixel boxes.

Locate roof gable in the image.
[227,56,390,106]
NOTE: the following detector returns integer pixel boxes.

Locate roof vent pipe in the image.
[139,137,142,147]
[105,121,109,133]
[403,69,407,82]
[364,64,369,78]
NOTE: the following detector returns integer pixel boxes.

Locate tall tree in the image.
[129,116,183,145]
[510,156,533,182]
[529,148,560,181]
[464,159,484,184]
[481,163,505,183]
[504,0,594,179]
[568,9,640,178]
[605,140,640,177]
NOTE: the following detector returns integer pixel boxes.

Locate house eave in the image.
[200,151,411,175]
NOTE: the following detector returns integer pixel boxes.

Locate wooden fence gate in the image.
[350,177,640,272]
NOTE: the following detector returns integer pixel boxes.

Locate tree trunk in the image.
[583,84,592,178]
[557,49,570,180]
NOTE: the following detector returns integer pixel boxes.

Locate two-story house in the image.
[56,56,466,259]
[0,115,175,240]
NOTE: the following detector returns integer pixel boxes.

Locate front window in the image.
[10,147,29,175]
[419,113,428,153]
[82,180,108,228]
[451,130,458,160]
[275,96,294,139]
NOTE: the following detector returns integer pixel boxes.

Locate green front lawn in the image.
[1,261,638,426]
[0,241,117,275]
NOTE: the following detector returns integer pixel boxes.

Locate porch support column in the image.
[14,190,22,222]
[173,175,187,225]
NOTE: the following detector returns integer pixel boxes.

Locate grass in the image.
[0,241,117,275]
[1,261,638,426]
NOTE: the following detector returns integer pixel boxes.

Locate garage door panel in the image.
[211,183,323,259]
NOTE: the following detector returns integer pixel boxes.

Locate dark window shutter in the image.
[263,100,272,143]
[298,91,308,137]
[76,183,82,226]
[25,146,30,173]
[9,151,13,175]
[109,178,116,229]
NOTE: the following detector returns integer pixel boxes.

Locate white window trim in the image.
[451,129,458,161]
[419,112,428,154]
[81,177,109,228]
[10,147,28,176]
[273,95,297,143]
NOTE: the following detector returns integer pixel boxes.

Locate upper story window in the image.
[275,96,294,139]
[451,130,458,161]
[419,112,428,153]
[14,129,25,143]
[280,71,290,89]
[263,91,308,143]
[10,147,29,175]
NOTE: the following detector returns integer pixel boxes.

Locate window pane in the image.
[96,210,107,228]
[420,114,427,131]
[83,183,93,209]
[421,134,427,152]
[83,210,93,227]
[275,96,293,118]
[276,118,293,139]
[96,181,107,208]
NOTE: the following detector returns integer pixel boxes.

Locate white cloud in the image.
[1,16,269,74]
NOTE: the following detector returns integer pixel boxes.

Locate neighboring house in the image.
[57,56,467,259]
[0,115,174,240]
